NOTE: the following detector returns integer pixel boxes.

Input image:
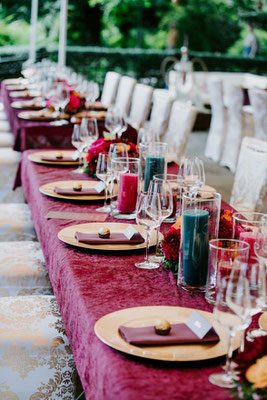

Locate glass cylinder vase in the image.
[178,192,221,292]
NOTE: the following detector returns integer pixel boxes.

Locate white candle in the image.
[29,0,39,63]
[58,0,68,68]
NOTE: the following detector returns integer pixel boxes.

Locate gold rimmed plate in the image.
[94,306,241,362]
[28,151,81,166]
[11,100,46,110]
[40,180,116,201]
[10,90,41,98]
[58,222,160,251]
[18,110,69,121]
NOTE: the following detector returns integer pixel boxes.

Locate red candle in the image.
[239,231,257,259]
[117,173,138,213]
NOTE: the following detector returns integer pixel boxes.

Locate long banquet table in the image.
[19,149,234,400]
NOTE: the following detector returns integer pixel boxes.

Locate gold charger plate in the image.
[28,151,81,166]
[58,222,160,251]
[10,90,41,98]
[94,305,241,362]
[4,78,28,85]
[75,110,107,120]
[6,84,35,91]
[11,100,46,110]
[18,110,69,121]
[39,180,116,201]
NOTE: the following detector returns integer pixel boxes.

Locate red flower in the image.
[161,227,181,262]
[219,209,233,239]
[69,92,81,109]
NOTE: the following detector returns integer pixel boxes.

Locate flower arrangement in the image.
[84,138,138,177]
[232,335,267,399]
[64,90,85,114]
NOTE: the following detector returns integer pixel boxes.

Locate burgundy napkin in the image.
[54,187,104,196]
[75,232,145,245]
[41,156,77,162]
[119,323,220,346]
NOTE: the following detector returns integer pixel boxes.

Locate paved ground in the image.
[184,131,234,203]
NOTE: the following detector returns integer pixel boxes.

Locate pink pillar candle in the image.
[239,231,257,260]
[117,173,139,213]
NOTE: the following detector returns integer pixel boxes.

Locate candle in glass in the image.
[144,156,165,192]
[117,173,139,213]
[239,231,257,259]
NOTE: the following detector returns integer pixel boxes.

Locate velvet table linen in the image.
[19,150,234,400]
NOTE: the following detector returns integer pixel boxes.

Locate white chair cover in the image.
[204,80,226,162]
[0,204,36,241]
[220,85,244,173]
[128,83,153,129]
[248,89,267,141]
[114,76,137,116]
[148,89,174,141]
[230,136,267,213]
[0,120,10,132]
[101,71,121,106]
[0,295,78,399]
[0,148,20,191]
[162,101,197,164]
[0,132,14,147]
[0,241,52,297]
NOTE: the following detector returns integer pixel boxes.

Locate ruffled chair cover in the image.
[0,204,36,241]
[220,85,244,173]
[248,89,267,141]
[114,76,136,116]
[0,295,78,399]
[230,136,267,213]
[162,101,197,164]
[149,89,174,141]
[0,241,52,297]
[0,132,14,147]
[204,80,226,162]
[101,71,121,106]
[128,83,153,129]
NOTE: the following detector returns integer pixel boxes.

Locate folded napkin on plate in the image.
[119,323,219,346]
[54,187,104,196]
[75,232,145,244]
[41,156,77,162]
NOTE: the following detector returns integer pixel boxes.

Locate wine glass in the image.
[54,83,69,114]
[105,106,122,138]
[209,276,250,388]
[95,153,112,213]
[117,113,128,138]
[80,118,99,150]
[135,192,162,270]
[254,214,267,266]
[178,156,205,197]
[71,124,85,174]
[147,178,173,262]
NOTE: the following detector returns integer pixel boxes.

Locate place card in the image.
[185,311,213,339]
[45,211,108,221]
[95,181,105,193]
[123,224,138,240]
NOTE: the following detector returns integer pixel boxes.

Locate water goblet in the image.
[95,153,112,213]
[178,156,205,197]
[80,118,99,150]
[105,106,122,139]
[71,124,86,174]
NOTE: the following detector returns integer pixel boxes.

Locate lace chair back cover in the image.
[248,89,267,141]
[149,89,174,141]
[204,80,225,162]
[230,136,267,213]
[128,83,154,129]
[114,76,137,116]
[0,204,36,241]
[220,84,244,173]
[101,71,121,106]
[0,295,78,399]
[162,101,197,164]
[0,241,52,297]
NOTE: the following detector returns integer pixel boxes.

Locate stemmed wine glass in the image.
[209,276,250,388]
[147,178,173,262]
[80,118,99,150]
[117,114,128,138]
[178,156,205,197]
[54,83,69,115]
[135,192,162,270]
[95,153,112,213]
[105,106,122,138]
[71,124,86,174]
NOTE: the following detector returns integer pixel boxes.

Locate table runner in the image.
[20,149,234,400]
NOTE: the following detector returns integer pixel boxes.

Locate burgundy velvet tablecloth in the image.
[1,82,137,152]
[20,150,233,400]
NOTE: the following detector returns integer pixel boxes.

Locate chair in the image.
[230,137,267,213]
[248,89,267,141]
[0,295,79,399]
[220,84,244,173]
[0,148,20,191]
[0,241,52,297]
[0,132,14,147]
[128,83,153,129]
[0,120,10,132]
[148,89,174,141]
[0,204,36,241]
[114,76,137,116]
[204,80,226,162]
[101,71,121,106]
[162,101,198,164]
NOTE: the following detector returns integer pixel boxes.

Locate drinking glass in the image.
[148,178,173,262]
[105,106,122,138]
[116,158,140,217]
[54,83,69,114]
[209,276,250,388]
[178,156,205,197]
[153,174,181,222]
[71,124,85,174]
[108,143,128,216]
[95,153,112,213]
[143,142,168,193]
[117,114,128,138]
[135,193,162,270]
[254,214,267,265]
[80,118,99,150]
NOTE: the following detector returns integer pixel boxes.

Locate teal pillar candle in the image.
[182,209,209,287]
[144,156,165,192]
